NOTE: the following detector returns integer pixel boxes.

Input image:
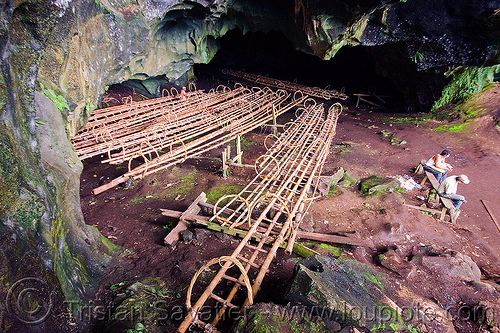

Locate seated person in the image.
[438,174,470,219]
[423,149,453,183]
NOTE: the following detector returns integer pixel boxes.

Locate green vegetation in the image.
[432,65,500,111]
[364,273,383,289]
[433,122,469,132]
[326,185,340,196]
[206,184,243,204]
[39,82,70,111]
[319,243,341,257]
[240,135,255,150]
[389,134,407,146]
[176,169,197,194]
[412,50,424,64]
[339,171,359,188]
[85,98,94,117]
[382,115,431,125]
[126,322,146,333]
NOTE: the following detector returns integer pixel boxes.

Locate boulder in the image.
[421,252,481,283]
[377,249,414,279]
[359,175,401,196]
[233,302,337,333]
[286,256,457,333]
[286,256,407,331]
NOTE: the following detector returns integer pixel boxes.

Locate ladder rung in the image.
[244,243,268,253]
[210,293,240,310]
[237,256,261,269]
[222,274,246,286]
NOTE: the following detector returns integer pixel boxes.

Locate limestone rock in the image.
[286,256,407,330]
[421,252,481,283]
[286,256,457,333]
[359,175,401,196]
[378,249,414,278]
[234,302,337,333]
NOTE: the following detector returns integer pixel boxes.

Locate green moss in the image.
[339,171,359,188]
[206,184,243,204]
[160,168,198,198]
[326,185,340,196]
[319,243,341,257]
[364,273,383,290]
[0,149,20,219]
[52,218,90,301]
[433,122,469,132]
[13,189,45,229]
[359,175,386,194]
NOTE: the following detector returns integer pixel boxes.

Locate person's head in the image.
[440,149,451,157]
[457,174,470,184]
[182,86,186,91]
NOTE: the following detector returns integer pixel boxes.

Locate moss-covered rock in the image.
[338,171,359,188]
[234,302,337,333]
[286,256,457,333]
[359,175,400,196]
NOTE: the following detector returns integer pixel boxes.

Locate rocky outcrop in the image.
[286,256,457,332]
[234,302,338,333]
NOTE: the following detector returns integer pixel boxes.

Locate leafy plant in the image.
[39,82,70,111]
[110,281,125,290]
[85,98,94,117]
[412,50,424,64]
[35,117,45,127]
[432,65,500,111]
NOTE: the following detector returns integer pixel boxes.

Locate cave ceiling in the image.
[30,0,500,134]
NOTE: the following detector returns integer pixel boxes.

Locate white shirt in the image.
[438,176,459,195]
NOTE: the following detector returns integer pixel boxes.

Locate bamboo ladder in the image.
[91,87,308,194]
[177,102,342,332]
[222,69,348,101]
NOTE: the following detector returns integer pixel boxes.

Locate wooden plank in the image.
[424,171,455,212]
[405,203,443,215]
[161,204,371,248]
[163,192,206,246]
[296,230,372,247]
[160,209,182,218]
[481,199,500,233]
[359,97,381,108]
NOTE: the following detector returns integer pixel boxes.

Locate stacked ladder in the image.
[178,101,342,332]
[72,86,308,194]
[222,69,348,101]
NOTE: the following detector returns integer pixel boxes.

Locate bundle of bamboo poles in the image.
[177,101,342,333]
[73,86,308,195]
[72,88,232,160]
[222,68,348,101]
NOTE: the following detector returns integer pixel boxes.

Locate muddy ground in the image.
[80,77,500,332]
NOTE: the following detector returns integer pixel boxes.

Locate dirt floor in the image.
[80,78,500,332]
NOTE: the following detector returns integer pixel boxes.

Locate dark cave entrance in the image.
[195,29,407,110]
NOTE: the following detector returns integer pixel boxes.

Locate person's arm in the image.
[435,155,453,171]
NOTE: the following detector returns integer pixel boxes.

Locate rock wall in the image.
[0,0,498,330]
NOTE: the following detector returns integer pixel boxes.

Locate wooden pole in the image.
[236,135,242,165]
[481,199,500,234]
[222,150,228,179]
[272,105,277,136]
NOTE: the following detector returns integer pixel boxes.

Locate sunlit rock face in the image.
[0,0,498,330]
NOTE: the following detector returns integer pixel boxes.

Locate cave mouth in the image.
[195,28,405,110]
